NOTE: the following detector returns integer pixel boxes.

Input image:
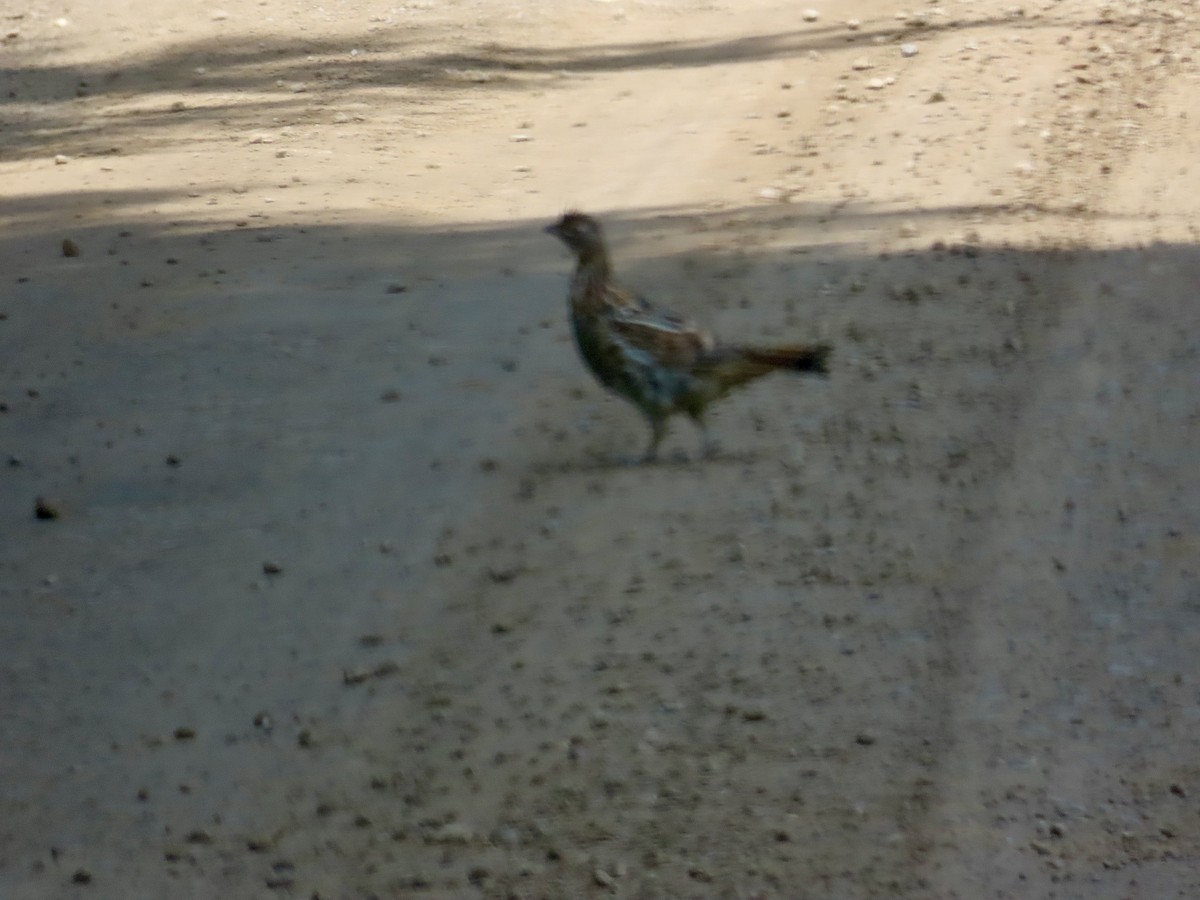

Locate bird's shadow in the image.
[528,446,764,476]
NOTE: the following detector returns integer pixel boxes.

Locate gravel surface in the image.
[2,1,1199,897]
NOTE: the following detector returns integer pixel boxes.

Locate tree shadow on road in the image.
[3,7,1081,161]
[2,200,1198,896]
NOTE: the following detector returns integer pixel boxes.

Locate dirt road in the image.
[2,0,1198,897]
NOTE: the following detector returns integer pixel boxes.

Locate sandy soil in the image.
[2,0,1199,897]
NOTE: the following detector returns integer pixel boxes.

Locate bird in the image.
[545,210,831,462]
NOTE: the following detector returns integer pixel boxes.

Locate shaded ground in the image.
[2,1,1198,898]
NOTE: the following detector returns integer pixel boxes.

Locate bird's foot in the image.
[638,439,664,465]
[611,449,655,467]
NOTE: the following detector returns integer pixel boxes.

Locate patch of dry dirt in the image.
[2,1,1199,898]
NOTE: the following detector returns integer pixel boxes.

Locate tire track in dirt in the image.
[913,3,1200,896]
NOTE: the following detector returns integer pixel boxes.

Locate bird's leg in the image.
[641,414,668,463]
[690,411,718,459]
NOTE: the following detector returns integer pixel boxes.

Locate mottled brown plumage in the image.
[546,211,831,461]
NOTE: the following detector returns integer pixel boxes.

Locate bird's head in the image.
[545,211,606,260]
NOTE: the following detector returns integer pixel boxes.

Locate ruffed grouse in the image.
[546,211,830,462]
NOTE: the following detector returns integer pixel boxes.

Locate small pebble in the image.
[901,43,919,57]
[262,560,283,575]
[54,154,70,165]
[34,497,61,520]
[62,238,80,257]
[802,8,820,21]
[426,822,474,844]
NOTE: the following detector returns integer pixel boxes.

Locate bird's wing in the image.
[602,283,650,313]
[603,282,690,321]
[607,305,714,370]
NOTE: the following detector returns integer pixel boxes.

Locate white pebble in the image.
[54,154,70,165]
[866,77,887,90]
[901,43,919,57]
[802,8,820,21]
[852,57,873,71]
[427,822,474,844]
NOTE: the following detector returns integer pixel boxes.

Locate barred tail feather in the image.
[706,342,832,393]
[738,342,831,375]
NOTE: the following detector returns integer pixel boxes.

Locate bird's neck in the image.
[573,245,611,281]
[568,250,614,320]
